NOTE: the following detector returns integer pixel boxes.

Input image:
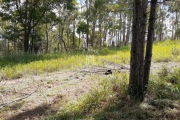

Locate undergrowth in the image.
[46,67,180,120]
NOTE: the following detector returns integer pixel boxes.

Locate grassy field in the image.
[0,40,180,119]
[1,40,180,79]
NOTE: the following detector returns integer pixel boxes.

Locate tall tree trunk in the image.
[86,20,89,50]
[61,25,67,51]
[122,13,126,44]
[91,21,96,47]
[78,33,81,49]
[24,0,29,53]
[72,19,75,49]
[58,18,67,52]
[159,6,162,41]
[144,0,157,94]
[124,15,132,46]
[103,24,108,45]
[129,0,148,101]
[24,28,30,53]
[99,22,102,49]
[85,0,90,51]
[175,11,179,40]
[172,22,174,40]
[45,22,49,53]
[119,12,122,42]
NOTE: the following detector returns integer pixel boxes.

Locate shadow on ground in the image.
[5,95,65,120]
[46,95,180,120]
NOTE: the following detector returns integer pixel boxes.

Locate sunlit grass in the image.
[153,40,180,62]
[1,54,87,79]
[1,40,180,79]
[0,46,130,79]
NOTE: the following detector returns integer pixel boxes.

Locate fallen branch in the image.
[0,89,38,109]
[0,90,30,95]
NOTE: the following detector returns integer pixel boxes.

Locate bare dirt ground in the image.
[0,62,180,120]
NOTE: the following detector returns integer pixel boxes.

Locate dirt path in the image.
[0,62,179,120]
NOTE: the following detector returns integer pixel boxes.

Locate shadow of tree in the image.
[47,95,180,120]
[6,95,65,120]
[7,103,52,120]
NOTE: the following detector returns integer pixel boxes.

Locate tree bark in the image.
[144,0,157,93]
[129,0,148,101]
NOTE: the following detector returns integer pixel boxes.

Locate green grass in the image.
[46,67,180,120]
[153,40,180,62]
[0,46,130,79]
[0,40,180,79]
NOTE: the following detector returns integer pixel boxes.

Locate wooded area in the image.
[0,0,179,53]
[0,0,180,119]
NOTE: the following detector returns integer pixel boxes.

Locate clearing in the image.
[0,61,180,120]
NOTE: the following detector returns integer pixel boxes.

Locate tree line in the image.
[0,0,179,53]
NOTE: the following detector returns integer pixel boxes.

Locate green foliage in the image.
[66,0,77,10]
[0,53,87,79]
[148,67,180,100]
[76,21,88,34]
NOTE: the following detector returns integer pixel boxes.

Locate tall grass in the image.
[0,46,130,79]
[153,40,180,62]
[1,53,87,79]
[1,40,180,79]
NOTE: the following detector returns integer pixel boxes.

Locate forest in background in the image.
[0,0,180,119]
[0,0,179,54]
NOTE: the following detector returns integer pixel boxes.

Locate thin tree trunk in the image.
[125,15,132,46]
[86,20,89,50]
[103,25,108,45]
[72,19,75,49]
[45,22,49,53]
[61,26,67,51]
[123,14,126,44]
[24,0,29,53]
[175,11,178,40]
[58,18,67,52]
[119,12,122,42]
[99,22,102,49]
[24,28,30,53]
[172,22,174,40]
[92,21,96,47]
[144,0,157,93]
[78,33,81,49]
